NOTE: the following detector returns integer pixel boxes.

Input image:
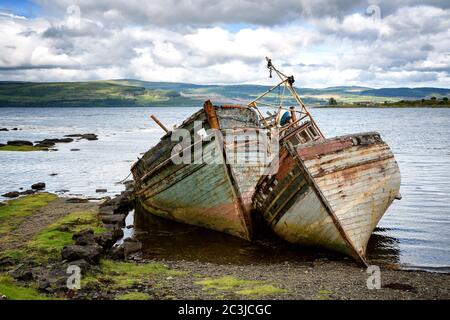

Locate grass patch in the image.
[195,276,286,297]
[115,292,151,300]
[317,289,333,300]
[100,260,185,288]
[0,145,47,152]
[236,284,286,296]
[28,209,106,260]
[0,193,57,235]
[0,274,50,300]
[0,249,27,261]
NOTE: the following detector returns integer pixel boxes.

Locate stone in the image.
[61,244,103,264]
[10,268,34,281]
[96,188,107,193]
[109,245,125,260]
[19,190,36,196]
[99,205,116,215]
[66,259,91,275]
[94,232,115,249]
[0,128,8,131]
[64,133,98,141]
[31,182,46,190]
[123,238,142,257]
[7,140,33,146]
[101,214,126,226]
[70,149,80,151]
[73,229,96,246]
[2,191,19,198]
[49,173,58,176]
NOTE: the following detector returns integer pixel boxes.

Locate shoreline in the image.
[1,193,449,300]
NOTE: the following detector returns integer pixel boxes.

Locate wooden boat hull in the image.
[253,132,401,263]
[132,103,270,240]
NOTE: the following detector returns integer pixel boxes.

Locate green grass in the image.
[0,274,50,300]
[0,249,27,261]
[195,276,286,297]
[99,260,185,288]
[0,193,57,235]
[0,145,47,152]
[28,209,106,259]
[115,292,151,300]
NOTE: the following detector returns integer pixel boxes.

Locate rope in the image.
[118,171,133,184]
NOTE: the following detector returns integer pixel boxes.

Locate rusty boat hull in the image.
[253,132,401,263]
[131,102,271,240]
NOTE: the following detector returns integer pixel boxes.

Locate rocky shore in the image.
[0,188,449,300]
[0,133,98,152]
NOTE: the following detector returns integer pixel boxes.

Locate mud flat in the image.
[0,193,449,300]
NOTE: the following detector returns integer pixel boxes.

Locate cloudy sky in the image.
[1,0,450,87]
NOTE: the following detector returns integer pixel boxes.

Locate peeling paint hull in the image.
[132,104,268,240]
[253,132,401,263]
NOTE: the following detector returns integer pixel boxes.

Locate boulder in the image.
[70,149,80,151]
[101,214,126,226]
[123,238,142,257]
[64,133,98,141]
[61,244,102,264]
[94,231,115,249]
[109,245,125,260]
[2,191,19,198]
[73,229,96,246]
[96,188,107,193]
[65,259,91,275]
[7,140,33,146]
[31,182,46,190]
[0,128,8,131]
[99,205,116,215]
[19,190,36,196]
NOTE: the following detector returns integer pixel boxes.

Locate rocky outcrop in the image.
[64,133,98,141]
[61,244,103,264]
[2,191,20,198]
[7,140,33,146]
[31,182,46,190]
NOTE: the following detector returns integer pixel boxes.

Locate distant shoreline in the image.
[315,105,450,108]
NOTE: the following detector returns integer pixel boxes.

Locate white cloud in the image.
[0,1,449,87]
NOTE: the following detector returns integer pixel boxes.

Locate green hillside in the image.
[0,81,200,107]
[0,80,449,108]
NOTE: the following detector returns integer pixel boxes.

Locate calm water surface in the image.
[1,107,449,270]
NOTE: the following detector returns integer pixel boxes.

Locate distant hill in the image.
[0,80,448,107]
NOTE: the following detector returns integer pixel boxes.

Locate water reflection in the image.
[134,205,400,266]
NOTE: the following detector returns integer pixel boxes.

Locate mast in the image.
[247,57,324,139]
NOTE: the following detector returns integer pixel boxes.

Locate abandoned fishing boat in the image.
[131,101,275,240]
[251,59,401,264]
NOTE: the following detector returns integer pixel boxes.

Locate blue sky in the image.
[0,0,41,18]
